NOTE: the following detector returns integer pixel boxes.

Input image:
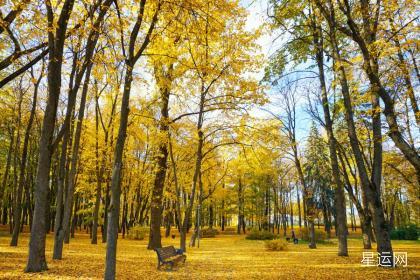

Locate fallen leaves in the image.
[0,230,418,279]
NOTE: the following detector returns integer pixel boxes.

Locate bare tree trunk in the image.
[11,88,23,244]
[179,78,206,252]
[92,94,102,245]
[105,66,132,279]
[26,0,74,272]
[104,3,160,275]
[1,129,14,215]
[341,0,420,175]
[237,176,245,234]
[329,25,392,255]
[10,68,41,246]
[209,202,214,229]
[313,22,347,255]
[53,60,93,258]
[148,64,172,250]
[52,53,78,259]
[296,183,302,228]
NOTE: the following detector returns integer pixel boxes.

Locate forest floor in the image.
[0,228,418,279]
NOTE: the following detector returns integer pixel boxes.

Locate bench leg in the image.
[164,261,174,272]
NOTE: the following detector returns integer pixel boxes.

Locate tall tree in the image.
[104,1,161,278]
[26,0,75,272]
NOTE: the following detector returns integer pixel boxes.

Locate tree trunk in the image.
[10,70,40,246]
[1,130,14,218]
[296,183,302,228]
[313,23,347,255]
[53,61,93,259]
[26,0,75,272]
[92,96,103,245]
[104,61,134,279]
[329,27,392,255]
[148,67,171,249]
[52,77,76,259]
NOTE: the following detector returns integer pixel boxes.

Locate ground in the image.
[0,228,418,279]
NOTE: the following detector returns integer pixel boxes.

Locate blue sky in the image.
[241,0,312,145]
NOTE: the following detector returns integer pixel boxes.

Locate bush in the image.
[220,227,237,235]
[246,229,276,240]
[265,239,288,251]
[390,224,419,240]
[299,228,327,242]
[200,227,219,238]
[127,226,148,240]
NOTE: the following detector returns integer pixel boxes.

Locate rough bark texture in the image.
[148,65,172,250]
[26,0,74,272]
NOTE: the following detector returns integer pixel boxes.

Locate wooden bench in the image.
[154,246,186,271]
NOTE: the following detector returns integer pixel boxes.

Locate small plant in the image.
[127,226,148,240]
[265,239,288,251]
[246,229,276,240]
[200,227,219,238]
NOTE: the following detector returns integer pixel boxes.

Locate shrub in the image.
[127,226,148,240]
[390,228,405,240]
[246,229,276,240]
[265,239,288,251]
[390,224,419,240]
[220,227,237,235]
[299,228,327,242]
[200,227,219,238]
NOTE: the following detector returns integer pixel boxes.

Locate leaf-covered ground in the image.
[0,229,418,279]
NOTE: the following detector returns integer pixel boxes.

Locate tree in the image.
[26,0,75,272]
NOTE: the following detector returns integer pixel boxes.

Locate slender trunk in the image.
[26,0,75,272]
[10,72,40,246]
[209,202,214,229]
[343,3,420,174]
[330,27,392,255]
[296,183,302,228]
[179,84,206,252]
[92,95,102,245]
[390,19,419,126]
[103,177,110,243]
[1,130,14,215]
[313,23,347,255]
[52,85,75,259]
[168,136,184,252]
[104,61,134,279]
[237,176,244,234]
[53,62,93,259]
[11,93,23,244]
[148,68,171,249]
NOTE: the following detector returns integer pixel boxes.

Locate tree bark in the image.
[148,65,172,250]
[327,20,392,255]
[10,69,41,246]
[105,65,133,279]
[313,21,347,256]
[26,0,74,272]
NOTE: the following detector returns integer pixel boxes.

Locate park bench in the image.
[154,246,186,271]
